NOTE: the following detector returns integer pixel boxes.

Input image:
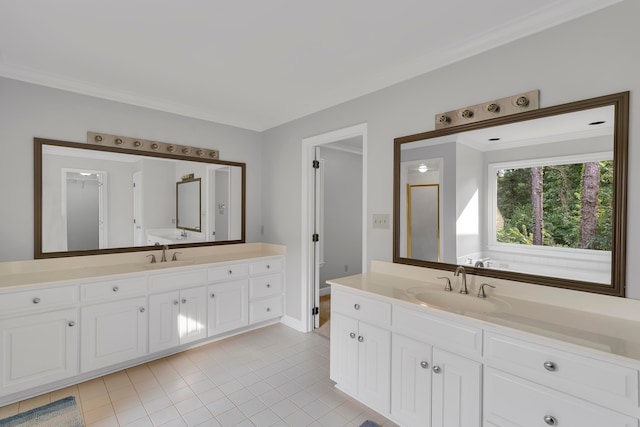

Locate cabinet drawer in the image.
[249,274,283,300]
[249,295,283,323]
[249,258,283,275]
[149,269,207,292]
[82,276,147,301]
[0,285,77,313]
[393,306,482,358]
[485,331,639,410]
[484,368,638,427]
[333,289,391,327]
[208,263,249,282]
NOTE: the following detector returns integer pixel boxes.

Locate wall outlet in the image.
[372,214,390,229]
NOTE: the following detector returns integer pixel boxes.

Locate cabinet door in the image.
[431,348,481,427]
[391,334,432,427]
[179,287,207,344]
[330,312,359,395]
[208,281,248,336]
[358,321,391,413]
[81,297,148,372]
[0,309,78,395]
[149,291,180,353]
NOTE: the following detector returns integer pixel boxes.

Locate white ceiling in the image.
[0,0,622,131]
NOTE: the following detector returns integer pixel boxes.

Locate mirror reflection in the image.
[38,140,244,256]
[394,92,628,296]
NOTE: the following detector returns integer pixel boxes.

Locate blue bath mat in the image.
[0,396,83,427]
[359,421,381,427]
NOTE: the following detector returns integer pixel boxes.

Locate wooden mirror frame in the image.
[393,92,629,297]
[34,138,246,258]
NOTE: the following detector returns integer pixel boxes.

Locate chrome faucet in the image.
[454,265,468,294]
[161,245,168,262]
[477,283,496,298]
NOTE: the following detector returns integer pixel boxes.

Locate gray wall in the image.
[0,78,262,261]
[262,0,640,325]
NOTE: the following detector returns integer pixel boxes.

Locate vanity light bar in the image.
[87,132,220,160]
[435,90,540,129]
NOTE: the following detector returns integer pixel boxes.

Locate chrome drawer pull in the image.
[113,286,119,292]
[182,299,187,304]
[174,300,179,305]
[267,264,271,269]
[210,293,215,298]
[139,307,146,313]
[32,297,41,304]
[432,366,441,374]
[544,415,557,426]
[354,303,360,310]
[357,336,364,342]
[266,307,271,312]
[349,332,356,339]
[228,270,233,275]
[68,321,75,327]
[420,361,429,369]
[543,361,557,372]
[266,284,271,288]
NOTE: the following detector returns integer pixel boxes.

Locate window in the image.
[488,152,613,253]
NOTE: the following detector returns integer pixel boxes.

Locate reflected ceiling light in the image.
[80,173,92,176]
[418,164,428,173]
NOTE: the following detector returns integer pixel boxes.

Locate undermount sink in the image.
[405,287,510,314]
[143,260,194,270]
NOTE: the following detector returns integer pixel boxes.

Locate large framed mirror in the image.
[35,138,246,258]
[394,92,629,297]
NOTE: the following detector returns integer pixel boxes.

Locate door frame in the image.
[300,123,368,333]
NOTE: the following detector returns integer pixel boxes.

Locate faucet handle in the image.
[147,254,157,264]
[172,252,182,261]
[437,276,453,292]
[477,283,496,298]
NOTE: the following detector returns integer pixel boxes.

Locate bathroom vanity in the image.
[329,261,640,427]
[0,243,284,406]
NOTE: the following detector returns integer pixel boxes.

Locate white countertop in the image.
[328,271,640,362]
[0,243,284,290]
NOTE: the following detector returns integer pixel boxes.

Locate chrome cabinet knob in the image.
[432,366,442,374]
[266,284,271,288]
[354,303,360,310]
[68,321,75,327]
[173,300,179,305]
[32,297,41,304]
[210,293,215,298]
[228,270,233,275]
[349,332,356,339]
[139,307,145,313]
[181,299,187,304]
[543,415,557,426]
[266,308,271,312]
[543,361,557,372]
[267,264,271,269]
[420,361,429,369]
[357,336,364,342]
[113,286,119,292]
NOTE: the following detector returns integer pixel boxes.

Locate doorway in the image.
[301,123,367,334]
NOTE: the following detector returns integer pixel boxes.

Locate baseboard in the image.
[280,314,307,332]
[319,286,331,296]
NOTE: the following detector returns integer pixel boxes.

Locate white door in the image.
[391,334,433,427]
[81,297,148,372]
[149,291,180,353]
[179,287,207,344]
[0,309,78,394]
[329,313,359,395]
[357,321,391,413]
[133,171,144,246]
[431,348,481,427]
[207,281,248,336]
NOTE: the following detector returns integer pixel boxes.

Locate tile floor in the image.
[0,324,397,427]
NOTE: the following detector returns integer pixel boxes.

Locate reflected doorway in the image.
[62,169,107,251]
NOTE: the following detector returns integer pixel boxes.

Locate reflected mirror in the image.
[35,138,245,258]
[394,92,628,296]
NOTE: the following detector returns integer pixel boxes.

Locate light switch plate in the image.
[372,214,389,229]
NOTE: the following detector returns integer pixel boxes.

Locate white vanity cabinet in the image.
[207,280,249,335]
[248,258,284,323]
[331,289,392,413]
[80,275,149,372]
[0,309,78,395]
[149,287,207,353]
[148,268,208,353]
